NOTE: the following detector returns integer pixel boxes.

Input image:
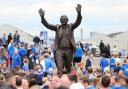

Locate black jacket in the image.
[85,58,92,70]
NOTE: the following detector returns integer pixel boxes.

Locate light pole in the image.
[81,28,83,41]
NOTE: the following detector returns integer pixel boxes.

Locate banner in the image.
[40,31,48,40]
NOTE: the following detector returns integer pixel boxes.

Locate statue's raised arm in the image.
[71,4,82,30]
[38,8,57,31]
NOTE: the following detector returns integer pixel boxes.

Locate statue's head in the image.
[60,15,68,25]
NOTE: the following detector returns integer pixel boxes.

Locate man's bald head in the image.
[60,15,68,25]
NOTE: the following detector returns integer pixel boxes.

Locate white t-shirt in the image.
[69,82,85,89]
[40,60,45,72]
[115,58,121,63]
[40,35,44,40]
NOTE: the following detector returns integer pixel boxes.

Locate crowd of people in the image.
[0,31,20,47]
[0,32,128,89]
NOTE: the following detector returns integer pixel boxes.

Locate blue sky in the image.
[0,0,128,41]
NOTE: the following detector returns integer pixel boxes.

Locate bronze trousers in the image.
[55,48,73,73]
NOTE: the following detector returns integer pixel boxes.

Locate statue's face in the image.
[60,15,68,25]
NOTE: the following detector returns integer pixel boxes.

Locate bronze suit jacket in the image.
[41,12,82,51]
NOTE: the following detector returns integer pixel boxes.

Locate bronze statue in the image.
[38,4,82,74]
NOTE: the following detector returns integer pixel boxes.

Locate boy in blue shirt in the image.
[121,59,128,77]
[100,55,109,73]
[110,54,116,70]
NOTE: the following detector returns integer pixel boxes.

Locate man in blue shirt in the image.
[121,59,128,77]
[110,54,116,70]
[43,52,54,74]
[73,44,83,66]
[7,40,14,67]
[100,55,109,73]
[12,49,21,68]
[18,44,27,66]
[18,44,27,57]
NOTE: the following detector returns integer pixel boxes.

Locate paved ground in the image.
[81,55,100,69]
[81,55,125,69]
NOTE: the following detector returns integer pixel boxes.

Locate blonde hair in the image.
[0,47,5,60]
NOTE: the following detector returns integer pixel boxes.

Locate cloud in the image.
[0,0,128,39]
[0,1,84,22]
[84,0,128,36]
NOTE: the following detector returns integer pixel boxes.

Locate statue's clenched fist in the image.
[38,8,45,16]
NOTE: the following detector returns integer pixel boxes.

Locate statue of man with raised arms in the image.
[38,4,82,75]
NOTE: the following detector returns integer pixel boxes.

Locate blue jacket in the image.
[44,58,54,73]
[30,47,36,53]
[121,64,128,77]
[18,47,27,56]
[7,44,14,58]
[74,47,83,58]
[110,57,116,69]
[12,54,21,68]
[100,57,109,71]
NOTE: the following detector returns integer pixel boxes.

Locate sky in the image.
[0,0,128,41]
